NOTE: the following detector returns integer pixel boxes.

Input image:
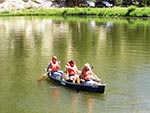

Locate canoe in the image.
[47,73,106,94]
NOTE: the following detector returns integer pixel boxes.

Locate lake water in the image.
[0,16,150,113]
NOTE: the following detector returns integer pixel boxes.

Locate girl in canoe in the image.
[80,63,101,85]
[37,56,63,81]
[65,60,81,84]
[47,56,64,79]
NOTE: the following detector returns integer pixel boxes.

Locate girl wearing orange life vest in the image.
[49,59,60,72]
[66,60,80,84]
[80,63,101,85]
[47,56,63,79]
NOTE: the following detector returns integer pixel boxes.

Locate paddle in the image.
[90,66,104,84]
[37,72,48,82]
[37,68,51,82]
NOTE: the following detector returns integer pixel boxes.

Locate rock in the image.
[0,0,54,11]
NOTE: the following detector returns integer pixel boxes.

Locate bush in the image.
[0,7,150,17]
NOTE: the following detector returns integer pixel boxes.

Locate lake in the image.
[0,16,150,113]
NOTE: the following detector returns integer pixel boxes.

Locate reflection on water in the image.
[0,16,150,113]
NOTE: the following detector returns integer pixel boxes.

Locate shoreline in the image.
[1,6,150,18]
[0,0,150,18]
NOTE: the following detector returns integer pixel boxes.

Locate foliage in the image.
[129,7,150,17]
[1,7,150,17]
[115,0,150,7]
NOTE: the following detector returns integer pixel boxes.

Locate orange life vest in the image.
[66,63,78,76]
[50,61,59,72]
[82,68,92,81]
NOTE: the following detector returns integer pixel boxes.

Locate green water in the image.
[0,16,150,113]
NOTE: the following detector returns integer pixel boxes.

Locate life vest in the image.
[82,69,93,81]
[66,63,78,76]
[50,60,59,72]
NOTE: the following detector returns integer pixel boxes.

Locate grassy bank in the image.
[1,6,150,17]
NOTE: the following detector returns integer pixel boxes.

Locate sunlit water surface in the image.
[0,17,150,113]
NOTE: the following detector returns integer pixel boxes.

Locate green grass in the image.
[1,7,150,17]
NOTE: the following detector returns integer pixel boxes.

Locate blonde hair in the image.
[84,63,91,71]
[52,56,57,59]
